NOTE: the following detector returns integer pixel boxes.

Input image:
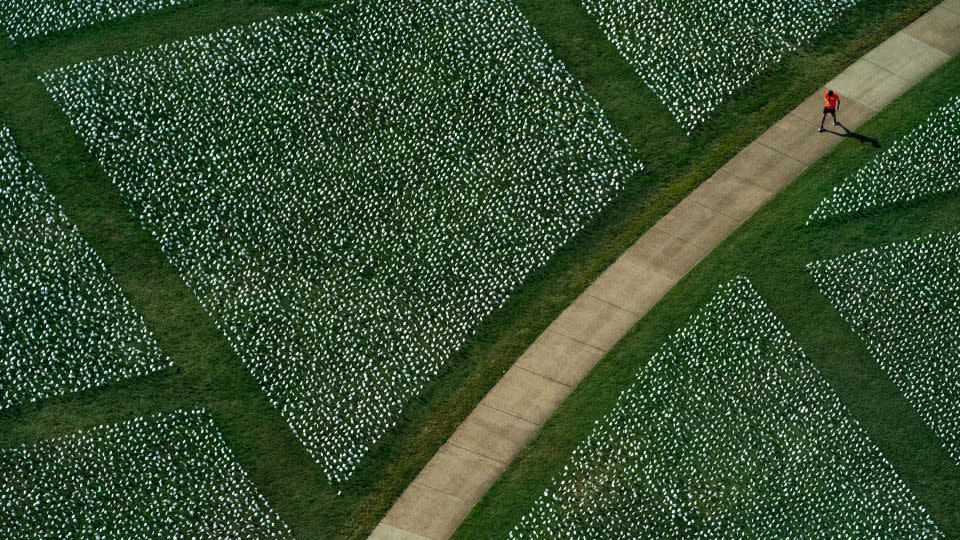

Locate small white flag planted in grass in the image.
[0,126,169,410]
[511,277,941,538]
[41,0,641,484]
[580,0,859,134]
[0,409,292,538]
[809,230,960,464]
[809,95,960,223]
[0,0,192,43]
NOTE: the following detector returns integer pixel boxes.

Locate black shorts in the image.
[823,107,836,114]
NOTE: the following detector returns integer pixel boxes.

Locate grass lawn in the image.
[455,53,960,539]
[0,0,945,537]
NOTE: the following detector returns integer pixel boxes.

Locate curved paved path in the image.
[371,2,960,537]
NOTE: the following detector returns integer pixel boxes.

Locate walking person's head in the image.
[827,89,834,97]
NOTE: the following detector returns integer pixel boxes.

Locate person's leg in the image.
[819,112,827,132]
[831,110,838,126]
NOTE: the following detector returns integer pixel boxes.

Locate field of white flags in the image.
[41,0,639,483]
[580,0,858,134]
[0,0,189,43]
[0,126,168,410]
[809,95,960,223]
[510,277,941,539]
[809,230,960,464]
[0,409,292,538]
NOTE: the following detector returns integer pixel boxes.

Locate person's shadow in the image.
[823,122,881,148]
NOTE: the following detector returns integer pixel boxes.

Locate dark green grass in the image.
[455,55,960,539]
[0,0,944,538]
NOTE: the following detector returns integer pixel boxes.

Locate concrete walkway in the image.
[371,3,960,538]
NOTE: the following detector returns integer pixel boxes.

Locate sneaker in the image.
[833,120,839,126]
[818,127,825,133]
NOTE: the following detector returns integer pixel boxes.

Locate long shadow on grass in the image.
[823,122,882,147]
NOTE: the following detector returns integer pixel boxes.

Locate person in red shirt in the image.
[819,89,840,132]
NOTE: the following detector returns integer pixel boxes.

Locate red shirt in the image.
[824,92,840,109]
